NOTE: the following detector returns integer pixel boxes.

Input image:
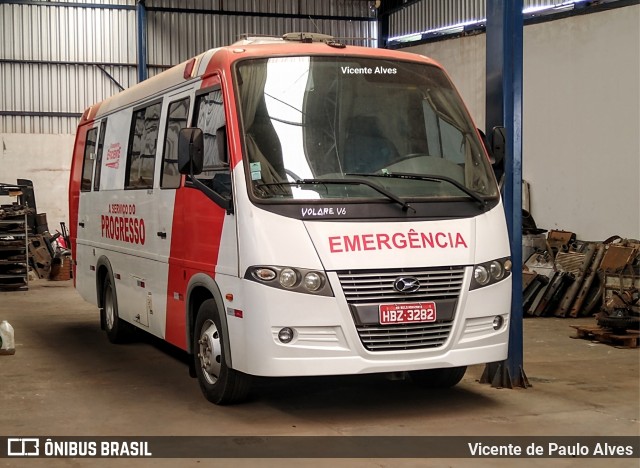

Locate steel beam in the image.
[136,0,148,83]
[481,0,529,389]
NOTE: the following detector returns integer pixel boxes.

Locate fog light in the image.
[474,265,490,285]
[278,327,294,343]
[279,268,298,288]
[492,316,504,330]
[303,272,323,292]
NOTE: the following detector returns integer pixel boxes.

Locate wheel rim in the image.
[198,319,222,385]
[104,283,115,330]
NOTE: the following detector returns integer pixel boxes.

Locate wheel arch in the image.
[185,273,232,368]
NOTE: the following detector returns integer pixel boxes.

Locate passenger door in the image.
[152,89,193,339]
[116,99,164,330]
[191,84,238,278]
[164,78,239,350]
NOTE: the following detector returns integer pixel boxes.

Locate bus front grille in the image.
[336,266,465,304]
[336,266,465,352]
[355,322,453,351]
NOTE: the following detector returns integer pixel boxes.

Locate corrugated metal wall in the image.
[390,0,485,38]
[1,1,137,133]
[389,0,587,39]
[0,0,375,134]
[147,0,374,17]
[147,12,377,75]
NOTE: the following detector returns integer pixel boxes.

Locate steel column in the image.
[481,0,529,389]
[136,0,148,83]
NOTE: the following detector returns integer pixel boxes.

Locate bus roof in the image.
[80,37,439,124]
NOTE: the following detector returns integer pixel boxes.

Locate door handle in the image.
[79,222,85,228]
[157,231,167,239]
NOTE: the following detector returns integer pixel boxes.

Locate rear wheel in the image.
[102,274,133,343]
[409,366,467,388]
[193,299,251,404]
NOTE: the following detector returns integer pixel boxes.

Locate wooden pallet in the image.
[571,325,640,348]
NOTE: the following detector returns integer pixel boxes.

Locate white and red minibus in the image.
[69,33,512,404]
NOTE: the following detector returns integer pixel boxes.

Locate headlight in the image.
[303,272,323,292]
[489,260,504,280]
[474,265,490,285]
[470,257,511,290]
[245,266,333,297]
[279,268,298,288]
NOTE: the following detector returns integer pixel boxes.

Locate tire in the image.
[597,315,640,334]
[193,299,251,405]
[409,366,467,388]
[102,274,132,344]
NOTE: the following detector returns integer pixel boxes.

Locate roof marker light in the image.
[183,58,196,80]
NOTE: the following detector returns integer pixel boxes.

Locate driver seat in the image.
[343,116,399,173]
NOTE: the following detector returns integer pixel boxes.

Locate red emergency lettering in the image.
[408,229,420,249]
[392,233,407,249]
[455,232,468,248]
[328,231,468,253]
[344,235,361,252]
[435,232,448,248]
[376,233,391,250]
[329,236,342,253]
[362,234,375,251]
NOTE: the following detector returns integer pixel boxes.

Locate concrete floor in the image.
[1,279,638,467]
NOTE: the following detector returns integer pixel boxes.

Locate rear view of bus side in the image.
[69,34,512,405]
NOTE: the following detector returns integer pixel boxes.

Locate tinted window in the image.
[194,89,226,171]
[161,98,189,189]
[193,89,231,197]
[93,119,108,191]
[80,127,98,192]
[126,102,162,189]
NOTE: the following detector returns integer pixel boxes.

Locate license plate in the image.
[379,302,436,325]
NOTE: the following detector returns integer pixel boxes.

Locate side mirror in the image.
[178,128,204,175]
[490,126,506,165]
[216,125,228,165]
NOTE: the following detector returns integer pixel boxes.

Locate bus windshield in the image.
[235,56,498,203]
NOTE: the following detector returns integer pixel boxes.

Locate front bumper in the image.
[223,269,511,377]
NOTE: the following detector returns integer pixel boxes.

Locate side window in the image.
[80,127,98,192]
[125,101,162,189]
[161,98,190,189]
[193,89,230,196]
[93,119,108,191]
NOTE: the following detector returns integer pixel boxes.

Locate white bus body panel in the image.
[224,191,511,376]
[74,101,180,340]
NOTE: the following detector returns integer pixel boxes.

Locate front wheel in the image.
[193,299,251,404]
[409,366,467,388]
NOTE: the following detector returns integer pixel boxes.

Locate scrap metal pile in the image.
[522,230,640,332]
[0,181,72,290]
[27,216,72,282]
[0,201,34,290]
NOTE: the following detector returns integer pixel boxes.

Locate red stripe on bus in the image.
[164,188,227,350]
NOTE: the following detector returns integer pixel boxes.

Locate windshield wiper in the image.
[255,178,416,213]
[347,172,487,209]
